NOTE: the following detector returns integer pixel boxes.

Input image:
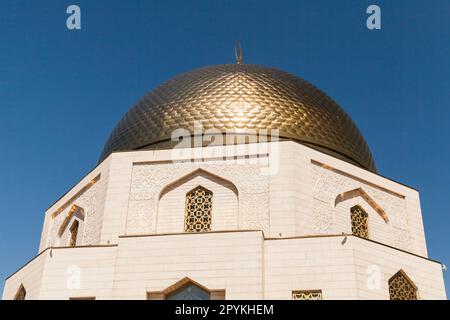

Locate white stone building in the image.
[2,64,446,300]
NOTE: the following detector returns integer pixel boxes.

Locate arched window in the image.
[69,220,79,247]
[14,284,26,300]
[350,205,369,239]
[167,283,211,300]
[57,205,85,247]
[389,270,418,300]
[147,277,225,300]
[185,186,212,232]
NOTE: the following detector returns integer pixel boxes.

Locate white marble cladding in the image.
[4,141,443,300]
[38,141,428,257]
[47,181,100,247]
[126,160,270,235]
[311,162,411,252]
[3,233,446,300]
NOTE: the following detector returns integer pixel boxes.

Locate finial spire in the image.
[234,40,243,65]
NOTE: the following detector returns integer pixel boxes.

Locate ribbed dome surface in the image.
[99,64,376,172]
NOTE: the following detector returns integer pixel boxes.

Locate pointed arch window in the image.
[69,220,79,247]
[167,283,211,300]
[58,205,84,247]
[185,186,212,232]
[14,284,26,300]
[147,277,225,300]
[350,205,369,239]
[389,270,418,300]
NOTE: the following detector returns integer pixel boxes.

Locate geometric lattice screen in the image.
[185,186,212,232]
[292,290,323,300]
[389,270,418,300]
[350,205,369,239]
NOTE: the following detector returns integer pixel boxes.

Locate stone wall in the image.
[4,234,445,300]
[47,179,100,247]
[312,162,411,251]
[126,160,269,235]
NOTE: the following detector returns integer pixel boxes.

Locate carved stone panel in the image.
[49,181,99,246]
[312,163,410,251]
[127,161,270,235]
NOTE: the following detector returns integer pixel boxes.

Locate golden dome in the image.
[99,64,376,172]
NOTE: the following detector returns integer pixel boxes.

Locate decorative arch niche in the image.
[335,188,389,223]
[58,205,85,246]
[157,169,239,233]
[158,168,238,200]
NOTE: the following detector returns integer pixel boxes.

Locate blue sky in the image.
[0,0,449,298]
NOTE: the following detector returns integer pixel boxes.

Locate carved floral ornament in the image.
[126,164,269,235]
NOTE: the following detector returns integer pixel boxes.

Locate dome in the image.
[99,64,376,172]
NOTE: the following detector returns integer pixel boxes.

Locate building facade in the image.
[2,64,446,300]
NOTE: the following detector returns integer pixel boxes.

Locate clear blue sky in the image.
[0,0,449,298]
